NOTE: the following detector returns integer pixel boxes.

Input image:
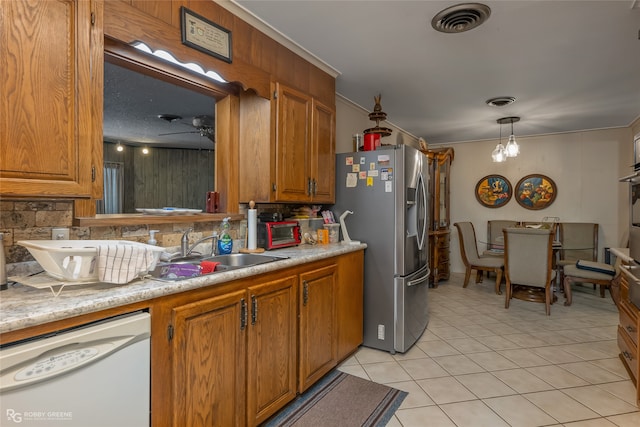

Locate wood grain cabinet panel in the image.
[310,98,336,203]
[0,0,102,198]
[298,264,338,392]
[617,270,640,407]
[424,148,454,286]
[336,250,364,360]
[246,275,298,426]
[239,82,335,204]
[274,84,313,202]
[171,290,247,427]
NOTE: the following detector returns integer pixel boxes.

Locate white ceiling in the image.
[103,61,217,150]
[233,0,640,144]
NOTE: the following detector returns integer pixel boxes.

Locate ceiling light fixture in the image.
[497,116,520,158]
[142,147,149,155]
[491,120,506,163]
[131,41,227,83]
[116,142,124,152]
[485,96,515,107]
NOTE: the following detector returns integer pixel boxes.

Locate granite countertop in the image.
[0,243,366,335]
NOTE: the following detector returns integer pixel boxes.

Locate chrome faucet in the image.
[181,230,219,257]
[180,228,193,257]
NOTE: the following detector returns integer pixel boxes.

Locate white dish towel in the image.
[97,244,156,284]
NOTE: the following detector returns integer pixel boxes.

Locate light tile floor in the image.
[337,273,640,427]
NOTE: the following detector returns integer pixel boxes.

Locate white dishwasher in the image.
[0,311,150,427]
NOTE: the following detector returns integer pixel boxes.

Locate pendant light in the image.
[498,116,520,158]
[491,120,506,162]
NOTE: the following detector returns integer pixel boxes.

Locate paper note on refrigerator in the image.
[346,173,358,187]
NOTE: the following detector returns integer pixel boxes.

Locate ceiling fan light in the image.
[505,134,519,157]
[491,143,506,162]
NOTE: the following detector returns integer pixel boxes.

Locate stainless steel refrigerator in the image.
[333,144,430,353]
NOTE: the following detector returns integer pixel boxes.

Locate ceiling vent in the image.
[431,3,491,33]
[486,96,516,107]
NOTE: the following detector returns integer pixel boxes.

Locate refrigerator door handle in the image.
[416,171,428,251]
[407,268,430,286]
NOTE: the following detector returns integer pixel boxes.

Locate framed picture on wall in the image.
[515,174,557,210]
[475,174,512,208]
[180,7,232,63]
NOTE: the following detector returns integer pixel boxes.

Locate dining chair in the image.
[482,220,519,257]
[453,222,504,294]
[557,222,599,285]
[503,227,557,315]
[563,260,617,305]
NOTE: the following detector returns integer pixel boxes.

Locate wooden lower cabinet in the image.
[299,264,338,392]
[171,290,247,427]
[617,270,640,406]
[336,250,364,360]
[247,276,298,425]
[162,251,364,427]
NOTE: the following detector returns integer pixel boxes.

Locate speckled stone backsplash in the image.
[0,199,243,268]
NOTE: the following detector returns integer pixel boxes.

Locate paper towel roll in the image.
[248,208,257,250]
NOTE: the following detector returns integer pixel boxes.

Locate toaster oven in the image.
[257,221,301,250]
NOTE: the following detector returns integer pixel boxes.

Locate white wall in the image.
[438,127,633,274]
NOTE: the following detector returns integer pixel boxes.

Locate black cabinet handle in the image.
[303,281,309,306]
[251,295,257,325]
[240,298,247,330]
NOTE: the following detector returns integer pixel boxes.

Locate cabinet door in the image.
[336,250,364,360]
[0,0,101,197]
[172,291,247,427]
[299,264,338,391]
[246,275,298,426]
[311,99,335,203]
[274,83,312,202]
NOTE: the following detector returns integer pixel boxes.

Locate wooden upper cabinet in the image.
[239,82,335,204]
[311,98,336,203]
[0,0,103,198]
[273,83,335,203]
[274,84,313,202]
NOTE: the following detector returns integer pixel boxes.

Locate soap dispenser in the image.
[148,230,160,246]
[217,217,233,255]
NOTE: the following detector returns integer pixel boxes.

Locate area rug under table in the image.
[262,370,407,427]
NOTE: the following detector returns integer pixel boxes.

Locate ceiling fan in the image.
[157,114,215,141]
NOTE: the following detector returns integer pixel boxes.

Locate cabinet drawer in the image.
[620,301,639,348]
[617,326,638,383]
[621,273,629,302]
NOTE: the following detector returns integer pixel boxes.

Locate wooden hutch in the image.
[424,147,454,286]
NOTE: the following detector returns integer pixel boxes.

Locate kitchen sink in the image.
[205,253,287,267]
[149,253,288,281]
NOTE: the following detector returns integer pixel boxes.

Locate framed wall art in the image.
[475,174,512,208]
[515,174,557,210]
[181,7,232,63]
